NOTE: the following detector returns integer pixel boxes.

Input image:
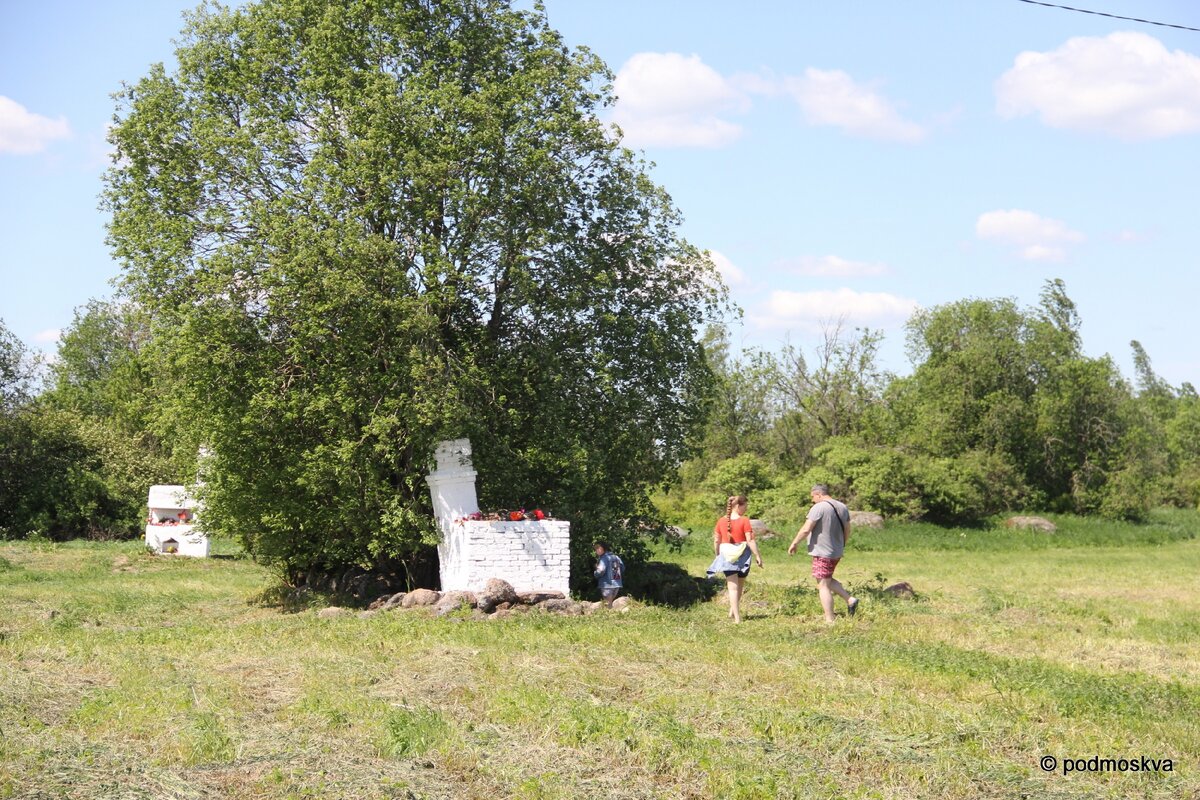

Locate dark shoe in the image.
[847,597,859,617]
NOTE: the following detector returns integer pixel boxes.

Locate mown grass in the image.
[2,514,1199,799]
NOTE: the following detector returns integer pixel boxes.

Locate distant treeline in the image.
[660,279,1199,527]
[3,280,1195,550]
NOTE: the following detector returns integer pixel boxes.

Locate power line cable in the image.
[1015,0,1200,33]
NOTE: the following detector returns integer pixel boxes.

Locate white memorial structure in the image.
[427,439,570,594]
[145,485,208,557]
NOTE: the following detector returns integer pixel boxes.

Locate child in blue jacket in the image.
[593,542,624,607]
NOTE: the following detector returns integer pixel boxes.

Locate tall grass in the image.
[2,513,1199,799]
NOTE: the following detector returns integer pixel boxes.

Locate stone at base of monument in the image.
[401,588,441,608]
[517,590,566,605]
[367,579,601,619]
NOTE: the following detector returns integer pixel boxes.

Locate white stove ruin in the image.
[145,484,208,557]
[427,439,570,594]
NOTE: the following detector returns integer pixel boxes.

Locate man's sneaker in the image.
[847,597,859,617]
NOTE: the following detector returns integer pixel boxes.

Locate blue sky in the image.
[2,0,1199,384]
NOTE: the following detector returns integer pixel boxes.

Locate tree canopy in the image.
[665,280,1198,529]
[103,0,723,583]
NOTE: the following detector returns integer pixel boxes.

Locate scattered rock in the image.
[401,588,442,608]
[849,511,885,529]
[488,608,512,620]
[433,591,477,615]
[476,578,518,612]
[582,601,604,615]
[1004,515,1056,533]
[611,596,634,613]
[517,591,565,605]
[367,594,394,611]
[382,593,408,611]
[539,598,583,615]
[317,606,348,619]
[884,582,915,600]
[357,610,378,620]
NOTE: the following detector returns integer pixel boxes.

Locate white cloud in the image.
[0,96,71,155]
[758,288,918,332]
[612,52,748,148]
[707,250,745,286]
[1112,229,1146,243]
[783,255,889,278]
[996,32,1200,139]
[33,328,62,344]
[976,209,1085,262]
[785,68,925,142]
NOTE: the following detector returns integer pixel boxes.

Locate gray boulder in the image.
[849,511,884,529]
[539,598,583,615]
[884,582,915,600]
[1004,515,1056,533]
[517,590,565,605]
[367,594,394,611]
[317,606,348,619]
[400,587,444,606]
[476,578,518,612]
[382,593,408,611]
[401,588,442,608]
[611,596,634,613]
[749,519,778,539]
[434,591,477,615]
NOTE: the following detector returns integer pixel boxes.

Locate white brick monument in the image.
[145,484,208,557]
[427,439,570,594]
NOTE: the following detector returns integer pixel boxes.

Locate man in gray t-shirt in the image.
[788,484,859,623]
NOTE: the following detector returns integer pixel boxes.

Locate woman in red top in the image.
[706,494,764,624]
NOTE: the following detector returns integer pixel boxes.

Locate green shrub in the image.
[702,453,775,497]
[1098,466,1154,522]
[0,409,172,540]
[918,450,1029,525]
[808,438,925,519]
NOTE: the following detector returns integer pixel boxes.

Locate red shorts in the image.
[811,557,841,580]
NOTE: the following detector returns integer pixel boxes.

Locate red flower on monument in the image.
[509,510,525,521]
[532,509,546,520]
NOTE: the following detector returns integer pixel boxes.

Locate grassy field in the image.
[2,512,1199,799]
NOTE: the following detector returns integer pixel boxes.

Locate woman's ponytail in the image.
[725,495,748,540]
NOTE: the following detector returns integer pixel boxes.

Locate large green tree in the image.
[104,0,722,585]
